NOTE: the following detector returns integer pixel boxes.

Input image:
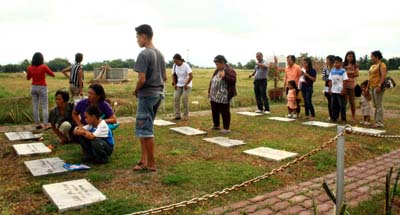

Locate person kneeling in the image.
[74,105,114,164]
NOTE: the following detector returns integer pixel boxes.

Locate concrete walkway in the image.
[207,150,400,215]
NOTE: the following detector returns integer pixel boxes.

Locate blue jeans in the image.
[135,95,162,138]
[301,86,315,117]
[254,79,270,111]
[331,93,346,122]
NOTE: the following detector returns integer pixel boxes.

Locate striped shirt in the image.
[70,63,83,87]
[210,74,229,104]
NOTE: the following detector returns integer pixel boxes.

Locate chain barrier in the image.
[126,127,350,215]
[345,126,400,139]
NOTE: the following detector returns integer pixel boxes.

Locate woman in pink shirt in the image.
[343,51,359,121]
[26,52,55,129]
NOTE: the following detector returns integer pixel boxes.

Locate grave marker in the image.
[5,131,42,141]
[170,127,207,136]
[154,119,176,126]
[203,137,246,147]
[244,147,298,161]
[42,179,107,212]
[13,142,51,156]
[236,111,263,116]
[24,157,67,176]
[302,121,337,128]
[268,117,296,122]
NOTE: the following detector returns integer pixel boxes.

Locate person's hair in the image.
[256,52,263,56]
[371,50,383,60]
[287,55,296,62]
[303,57,313,70]
[85,105,101,119]
[75,53,83,63]
[173,53,185,62]
[334,56,343,63]
[88,83,106,102]
[344,51,356,66]
[288,80,297,90]
[326,55,335,65]
[31,52,44,66]
[135,24,153,39]
[360,80,369,88]
[213,55,227,64]
[55,90,70,102]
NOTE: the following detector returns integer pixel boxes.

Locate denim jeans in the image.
[30,85,48,124]
[135,94,162,138]
[254,79,270,111]
[301,86,315,117]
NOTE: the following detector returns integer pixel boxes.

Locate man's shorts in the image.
[135,95,162,138]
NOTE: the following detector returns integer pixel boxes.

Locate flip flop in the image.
[133,162,146,171]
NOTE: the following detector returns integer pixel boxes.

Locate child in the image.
[328,56,348,122]
[74,105,114,164]
[286,80,298,119]
[360,80,372,125]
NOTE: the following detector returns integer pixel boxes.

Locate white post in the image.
[336,126,345,215]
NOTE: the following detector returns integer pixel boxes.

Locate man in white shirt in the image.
[172,54,193,120]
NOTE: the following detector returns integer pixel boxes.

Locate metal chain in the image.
[345,126,400,139]
[126,129,348,215]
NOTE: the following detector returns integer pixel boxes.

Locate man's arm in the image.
[133,72,146,97]
[61,66,71,78]
[72,110,83,127]
[77,68,83,95]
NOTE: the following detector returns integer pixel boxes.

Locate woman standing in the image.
[300,57,317,120]
[172,54,193,121]
[322,55,335,120]
[26,52,55,129]
[343,51,359,121]
[368,50,387,128]
[208,55,237,134]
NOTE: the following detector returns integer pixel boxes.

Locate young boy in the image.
[328,56,348,122]
[360,80,372,125]
[74,105,114,164]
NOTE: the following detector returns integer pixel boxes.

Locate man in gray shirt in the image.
[249,52,270,113]
[133,24,166,172]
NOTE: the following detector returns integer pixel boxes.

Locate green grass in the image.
[1,69,400,214]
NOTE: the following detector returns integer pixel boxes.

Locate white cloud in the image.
[0,0,399,66]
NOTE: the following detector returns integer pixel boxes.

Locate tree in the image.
[109,59,125,68]
[244,59,256,70]
[124,59,135,68]
[388,57,400,70]
[1,64,21,73]
[237,62,243,69]
[48,58,71,72]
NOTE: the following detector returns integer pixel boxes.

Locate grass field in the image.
[1,69,400,214]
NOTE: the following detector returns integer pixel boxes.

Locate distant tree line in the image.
[1,55,400,73]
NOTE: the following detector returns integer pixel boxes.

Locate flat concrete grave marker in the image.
[302,121,337,128]
[243,147,298,161]
[42,179,106,212]
[268,117,296,122]
[340,126,386,135]
[24,157,67,176]
[13,142,51,156]
[170,126,207,135]
[236,111,263,116]
[154,119,176,126]
[203,137,246,147]
[5,131,42,141]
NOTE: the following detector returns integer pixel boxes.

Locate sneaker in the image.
[287,114,293,118]
[211,126,221,130]
[220,129,231,134]
[264,111,271,114]
[292,114,298,119]
[255,110,263,114]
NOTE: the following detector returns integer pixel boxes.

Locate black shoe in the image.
[173,117,181,120]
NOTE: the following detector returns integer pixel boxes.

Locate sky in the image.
[1,0,399,67]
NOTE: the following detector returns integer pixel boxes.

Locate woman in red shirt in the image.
[26,52,55,129]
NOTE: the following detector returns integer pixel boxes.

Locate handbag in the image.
[379,63,396,89]
[172,65,178,86]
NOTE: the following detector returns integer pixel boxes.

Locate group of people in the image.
[24,24,389,171]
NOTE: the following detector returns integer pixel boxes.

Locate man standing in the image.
[61,53,84,100]
[133,24,166,172]
[249,52,270,114]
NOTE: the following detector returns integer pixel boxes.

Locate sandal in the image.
[133,162,146,171]
[145,167,157,172]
